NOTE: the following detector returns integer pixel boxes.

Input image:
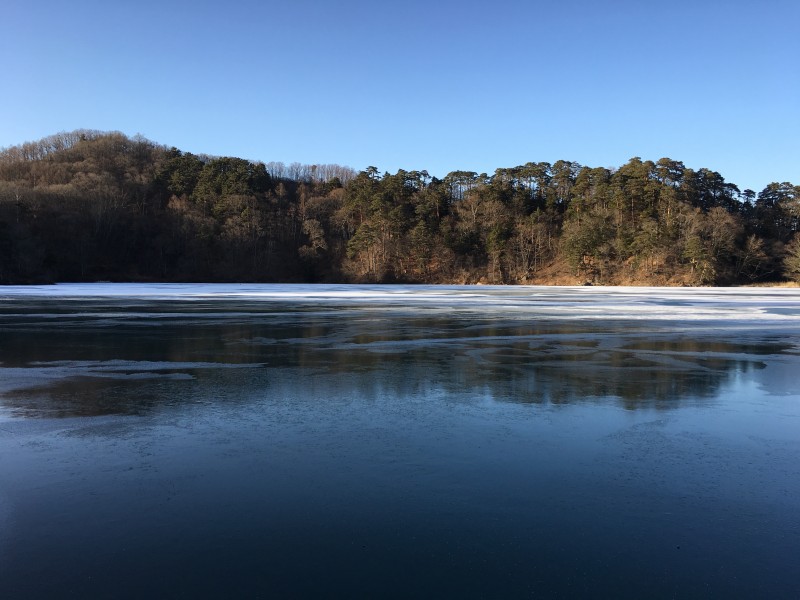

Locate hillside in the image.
[1,130,798,285]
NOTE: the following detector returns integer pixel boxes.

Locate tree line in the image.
[0,130,798,285]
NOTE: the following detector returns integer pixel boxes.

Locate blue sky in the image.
[1,0,797,193]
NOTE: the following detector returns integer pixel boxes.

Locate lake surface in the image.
[1,284,799,598]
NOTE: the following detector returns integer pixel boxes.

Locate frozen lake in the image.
[1,284,799,598]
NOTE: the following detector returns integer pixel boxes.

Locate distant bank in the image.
[1,130,798,287]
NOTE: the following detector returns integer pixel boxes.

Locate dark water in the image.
[1,284,799,598]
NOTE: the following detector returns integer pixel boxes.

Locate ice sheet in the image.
[2,283,800,323]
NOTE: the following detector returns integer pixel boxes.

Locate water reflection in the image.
[0,301,786,417]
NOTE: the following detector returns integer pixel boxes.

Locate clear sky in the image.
[1,0,797,193]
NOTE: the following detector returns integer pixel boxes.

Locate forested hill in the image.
[1,130,798,286]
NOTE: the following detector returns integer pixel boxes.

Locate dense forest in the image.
[0,130,798,286]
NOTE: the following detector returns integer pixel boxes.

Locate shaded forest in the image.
[1,130,798,286]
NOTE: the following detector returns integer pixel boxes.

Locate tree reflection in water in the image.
[0,304,787,417]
